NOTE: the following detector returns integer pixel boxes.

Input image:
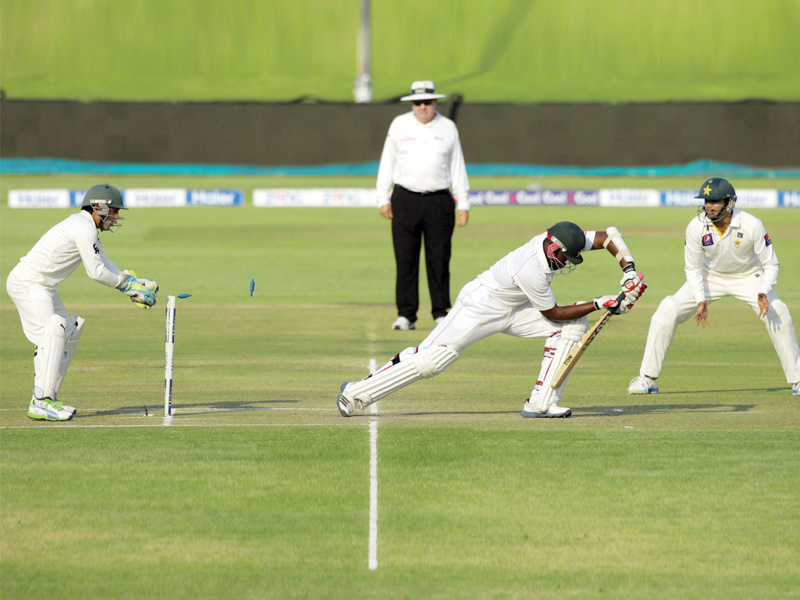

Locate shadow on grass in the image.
[574,403,756,417]
[85,399,300,418]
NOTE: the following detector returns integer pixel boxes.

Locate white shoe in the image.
[52,397,76,415]
[521,401,572,418]
[27,398,73,421]
[628,376,659,394]
[337,383,362,417]
[392,317,415,331]
[434,316,446,326]
[792,382,799,396]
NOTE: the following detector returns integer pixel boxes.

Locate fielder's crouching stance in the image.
[338,222,647,418]
[6,184,159,422]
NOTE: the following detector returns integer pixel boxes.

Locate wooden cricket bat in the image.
[550,290,627,389]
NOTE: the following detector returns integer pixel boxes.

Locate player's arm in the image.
[76,228,125,288]
[592,227,647,307]
[376,126,397,218]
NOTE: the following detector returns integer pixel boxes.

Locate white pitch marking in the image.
[368,358,379,570]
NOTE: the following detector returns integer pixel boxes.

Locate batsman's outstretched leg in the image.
[337,345,459,417]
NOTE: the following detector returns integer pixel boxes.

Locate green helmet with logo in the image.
[695,177,737,222]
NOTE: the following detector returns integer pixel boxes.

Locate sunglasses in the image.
[412,99,434,106]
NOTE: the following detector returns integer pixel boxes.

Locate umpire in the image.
[377,80,470,331]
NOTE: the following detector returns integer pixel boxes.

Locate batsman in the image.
[337,222,647,418]
[6,184,159,422]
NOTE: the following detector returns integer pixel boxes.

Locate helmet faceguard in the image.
[546,222,586,276]
[82,184,127,232]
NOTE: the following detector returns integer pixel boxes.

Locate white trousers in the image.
[418,280,563,352]
[639,270,800,384]
[6,264,71,345]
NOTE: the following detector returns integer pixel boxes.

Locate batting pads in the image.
[532,317,588,412]
[33,314,68,400]
[344,345,459,410]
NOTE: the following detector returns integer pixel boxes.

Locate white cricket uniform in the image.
[376,111,470,210]
[6,211,126,344]
[638,209,800,384]
[382,230,596,358]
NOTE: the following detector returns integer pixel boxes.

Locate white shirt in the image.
[684,209,779,303]
[474,231,597,310]
[376,111,470,210]
[17,211,125,289]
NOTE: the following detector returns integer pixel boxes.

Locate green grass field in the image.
[2,178,800,598]
[3,0,799,102]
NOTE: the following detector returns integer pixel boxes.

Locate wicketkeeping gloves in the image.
[120,270,159,309]
[593,294,629,315]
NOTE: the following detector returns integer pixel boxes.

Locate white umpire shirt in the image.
[475,231,597,311]
[376,111,470,211]
[684,209,779,304]
[16,211,125,289]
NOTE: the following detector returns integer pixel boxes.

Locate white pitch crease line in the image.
[368,358,379,571]
[0,422,364,430]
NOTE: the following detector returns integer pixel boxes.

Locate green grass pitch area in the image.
[2,181,800,598]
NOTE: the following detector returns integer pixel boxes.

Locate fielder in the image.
[338,222,647,418]
[629,177,800,395]
[6,184,159,421]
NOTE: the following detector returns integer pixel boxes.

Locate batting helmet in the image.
[547,222,586,265]
[695,177,737,222]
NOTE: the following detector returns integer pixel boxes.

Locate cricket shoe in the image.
[434,316,446,326]
[337,383,363,417]
[521,402,572,418]
[52,397,76,415]
[792,382,799,396]
[392,317,415,331]
[628,376,659,395]
[28,398,74,421]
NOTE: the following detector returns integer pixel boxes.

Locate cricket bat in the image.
[550,290,627,389]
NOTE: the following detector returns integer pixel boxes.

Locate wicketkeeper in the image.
[6,184,159,421]
[337,222,647,418]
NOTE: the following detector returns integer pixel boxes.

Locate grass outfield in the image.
[3,0,799,102]
[2,197,800,597]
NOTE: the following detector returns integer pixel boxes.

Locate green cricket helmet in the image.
[82,184,126,231]
[547,221,586,265]
[696,177,737,222]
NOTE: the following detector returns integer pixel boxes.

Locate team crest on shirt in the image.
[765,233,772,246]
[702,234,714,247]
[737,232,743,238]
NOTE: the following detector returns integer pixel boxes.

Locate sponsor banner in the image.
[8,188,243,208]
[253,188,374,207]
[468,190,599,206]
[780,190,800,207]
[599,189,661,207]
[8,189,72,208]
[188,189,243,206]
[662,190,697,207]
[735,189,778,209]
[124,189,187,207]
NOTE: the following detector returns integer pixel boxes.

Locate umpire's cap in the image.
[547,222,586,265]
[695,177,736,201]
[82,184,127,210]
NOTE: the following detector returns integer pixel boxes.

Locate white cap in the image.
[400,80,446,101]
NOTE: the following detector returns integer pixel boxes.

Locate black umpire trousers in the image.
[391,184,456,323]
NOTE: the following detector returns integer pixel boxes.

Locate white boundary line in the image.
[368,358,379,570]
